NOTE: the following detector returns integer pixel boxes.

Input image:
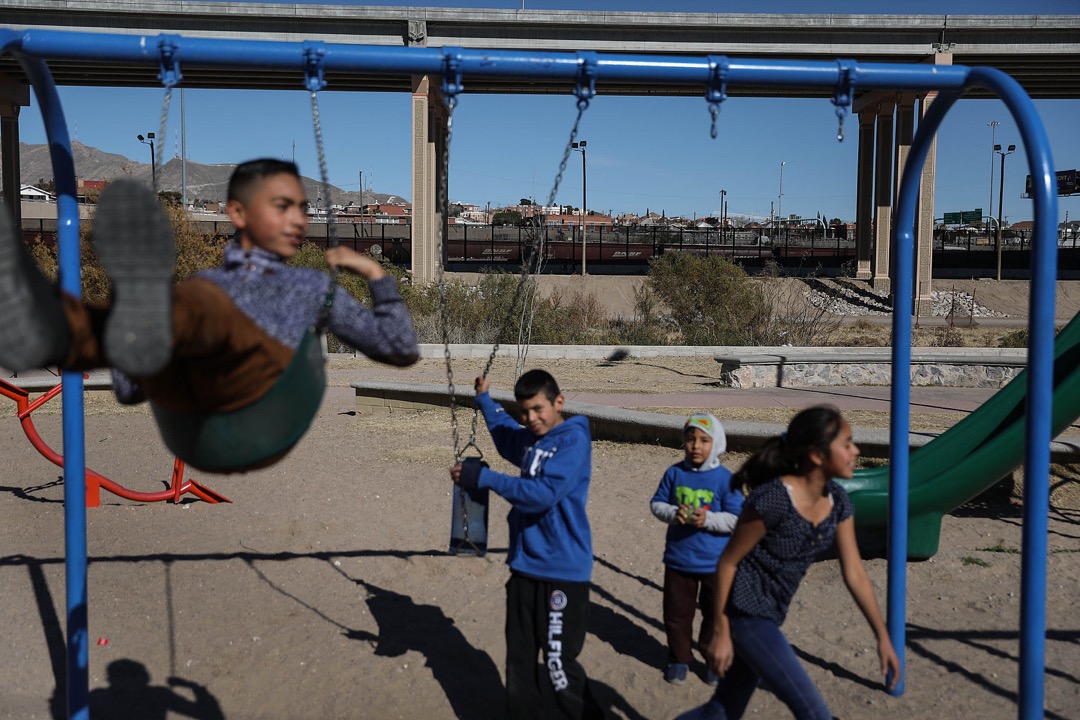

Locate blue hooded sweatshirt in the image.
[650,413,744,574]
[473,391,593,583]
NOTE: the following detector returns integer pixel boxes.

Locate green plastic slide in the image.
[839,312,1080,559]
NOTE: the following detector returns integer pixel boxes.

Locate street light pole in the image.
[987,120,1000,233]
[137,132,156,188]
[995,143,1015,281]
[572,140,587,276]
[778,161,785,243]
[719,188,727,243]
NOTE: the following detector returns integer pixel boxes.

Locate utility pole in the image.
[181,88,187,208]
[995,143,1015,281]
[778,161,786,245]
[719,188,727,242]
[572,140,587,276]
[987,120,1000,238]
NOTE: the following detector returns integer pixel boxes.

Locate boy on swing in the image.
[0,158,418,469]
[450,370,604,720]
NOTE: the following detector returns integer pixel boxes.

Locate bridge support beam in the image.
[0,77,30,229]
[873,99,895,294]
[914,91,938,309]
[894,93,916,308]
[854,110,875,280]
[410,74,448,284]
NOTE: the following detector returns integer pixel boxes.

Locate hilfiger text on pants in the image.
[547,590,570,691]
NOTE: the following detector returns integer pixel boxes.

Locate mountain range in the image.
[10,141,407,207]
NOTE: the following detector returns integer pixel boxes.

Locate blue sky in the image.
[16,1,1080,224]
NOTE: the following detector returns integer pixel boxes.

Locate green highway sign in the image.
[943,209,983,225]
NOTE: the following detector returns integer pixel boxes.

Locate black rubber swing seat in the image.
[150,329,327,473]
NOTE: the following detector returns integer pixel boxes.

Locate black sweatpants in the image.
[505,573,604,719]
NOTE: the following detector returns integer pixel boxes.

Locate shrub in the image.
[928,326,965,347]
[998,329,1028,348]
[749,262,840,346]
[645,252,766,345]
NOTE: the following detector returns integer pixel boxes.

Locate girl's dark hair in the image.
[732,405,845,492]
[514,369,561,403]
[228,158,301,203]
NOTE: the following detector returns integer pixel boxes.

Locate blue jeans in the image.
[676,615,831,720]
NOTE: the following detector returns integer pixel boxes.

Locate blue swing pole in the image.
[891,65,1057,716]
[3,42,90,720]
[888,87,965,697]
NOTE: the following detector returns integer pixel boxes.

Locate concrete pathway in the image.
[564,385,998,415]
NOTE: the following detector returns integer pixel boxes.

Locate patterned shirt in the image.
[728,477,854,625]
[112,241,417,402]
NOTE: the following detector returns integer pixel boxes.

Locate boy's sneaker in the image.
[664,663,689,685]
[93,180,175,377]
[704,668,720,686]
[0,206,70,371]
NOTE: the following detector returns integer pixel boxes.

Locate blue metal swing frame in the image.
[0,27,1059,720]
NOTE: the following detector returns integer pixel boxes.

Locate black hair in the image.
[514,369,561,403]
[732,405,845,493]
[228,158,301,203]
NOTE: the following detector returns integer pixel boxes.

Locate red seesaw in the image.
[1,373,230,507]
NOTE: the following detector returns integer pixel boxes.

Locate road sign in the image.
[1026,169,1078,197]
[943,212,961,224]
[961,209,983,223]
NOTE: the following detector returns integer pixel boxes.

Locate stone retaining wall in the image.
[714,347,1028,389]
[718,361,1022,389]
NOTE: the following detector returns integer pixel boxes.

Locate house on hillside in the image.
[20,184,53,203]
[337,203,411,225]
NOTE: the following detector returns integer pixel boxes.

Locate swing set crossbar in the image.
[6,28,981,93]
[0,26,1059,720]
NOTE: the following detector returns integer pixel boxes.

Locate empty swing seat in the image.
[151,330,327,473]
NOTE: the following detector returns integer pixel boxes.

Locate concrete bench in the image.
[714,347,1028,388]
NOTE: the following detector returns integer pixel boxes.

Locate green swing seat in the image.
[151,329,327,473]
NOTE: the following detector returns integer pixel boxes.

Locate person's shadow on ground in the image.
[346,578,505,719]
[87,659,224,720]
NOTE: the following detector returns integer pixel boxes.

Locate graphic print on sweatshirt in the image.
[674,485,715,509]
[527,445,557,477]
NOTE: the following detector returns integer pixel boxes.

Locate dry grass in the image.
[832,319,1030,348]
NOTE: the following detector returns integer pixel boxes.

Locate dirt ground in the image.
[2,349,1079,720]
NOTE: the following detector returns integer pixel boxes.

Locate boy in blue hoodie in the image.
[651,413,743,686]
[451,369,603,720]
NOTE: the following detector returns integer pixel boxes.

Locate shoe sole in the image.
[93,181,175,376]
[0,208,68,371]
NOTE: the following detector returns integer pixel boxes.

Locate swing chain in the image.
[303,42,339,337]
[441,48,464,113]
[438,49,591,465]
[705,55,730,140]
[154,38,182,197]
[574,52,598,112]
[832,59,856,143]
[436,50,465,460]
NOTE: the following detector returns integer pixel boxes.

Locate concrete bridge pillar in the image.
[410,74,449,284]
[872,99,895,293]
[0,78,30,228]
[914,91,938,309]
[893,93,915,306]
[912,52,952,311]
[855,109,875,280]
